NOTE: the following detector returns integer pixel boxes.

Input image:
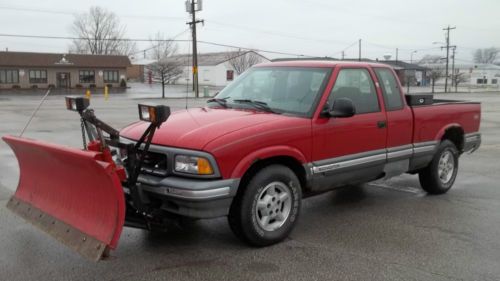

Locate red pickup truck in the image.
[3,60,481,260]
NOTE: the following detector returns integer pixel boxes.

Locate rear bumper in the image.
[464,133,481,153]
[135,175,240,219]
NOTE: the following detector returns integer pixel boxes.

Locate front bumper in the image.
[136,174,240,219]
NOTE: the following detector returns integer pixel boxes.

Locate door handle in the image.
[377,121,387,129]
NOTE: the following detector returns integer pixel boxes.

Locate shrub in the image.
[89,84,96,88]
[12,85,20,89]
[75,84,83,89]
[120,79,127,88]
[31,85,38,89]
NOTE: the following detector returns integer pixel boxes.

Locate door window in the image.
[374,68,404,110]
[328,68,379,114]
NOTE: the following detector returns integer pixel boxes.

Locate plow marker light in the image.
[138,104,170,125]
[65,96,90,112]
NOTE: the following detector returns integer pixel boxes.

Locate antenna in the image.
[20,89,51,136]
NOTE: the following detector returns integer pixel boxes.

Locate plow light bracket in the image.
[138,104,170,126]
[65,96,90,112]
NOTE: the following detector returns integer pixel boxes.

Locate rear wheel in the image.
[418,140,459,194]
[228,165,301,246]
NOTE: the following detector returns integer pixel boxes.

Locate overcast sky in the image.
[0,0,498,63]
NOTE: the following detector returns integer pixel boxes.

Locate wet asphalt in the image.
[0,88,499,281]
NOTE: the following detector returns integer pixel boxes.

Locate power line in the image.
[0,33,316,57]
[0,6,186,21]
[0,5,360,48]
[131,29,191,56]
[331,40,358,58]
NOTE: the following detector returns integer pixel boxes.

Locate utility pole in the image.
[395,48,399,62]
[186,0,203,98]
[341,51,345,60]
[407,50,417,94]
[442,25,456,93]
[358,39,362,61]
[451,46,456,88]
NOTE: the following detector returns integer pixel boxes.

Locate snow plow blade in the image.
[3,135,126,261]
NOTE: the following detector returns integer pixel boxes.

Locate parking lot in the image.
[1,89,499,281]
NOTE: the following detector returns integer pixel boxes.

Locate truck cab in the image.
[120,60,481,246]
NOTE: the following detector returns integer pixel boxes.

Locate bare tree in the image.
[225,50,264,75]
[147,33,183,98]
[473,48,499,64]
[452,71,468,92]
[429,68,444,93]
[70,6,136,56]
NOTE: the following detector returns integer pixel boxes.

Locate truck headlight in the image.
[174,155,214,175]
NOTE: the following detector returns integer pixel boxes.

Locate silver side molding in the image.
[312,153,386,174]
[311,141,438,175]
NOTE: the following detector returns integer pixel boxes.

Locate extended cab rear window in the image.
[328,68,380,114]
[374,68,404,111]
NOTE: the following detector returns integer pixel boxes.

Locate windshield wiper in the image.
[232,99,277,113]
[207,98,229,108]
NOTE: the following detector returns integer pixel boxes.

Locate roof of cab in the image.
[255,60,392,69]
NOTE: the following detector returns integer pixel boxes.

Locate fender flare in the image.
[230,145,307,179]
[434,123,463,141]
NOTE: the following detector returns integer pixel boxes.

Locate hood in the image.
[120,107,287,150]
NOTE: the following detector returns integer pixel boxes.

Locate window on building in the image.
[328,68,380,114]
[374,68,403,111]
[103,70,119,83]
[0,69,19,84]
[226,70,234,81]
[203,69,210,81]
[29,70,47,84]
[477,78,488,84]
[492,79,498,85]
[79,70,95,83]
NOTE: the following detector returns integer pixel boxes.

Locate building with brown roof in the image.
[0,51,131,89]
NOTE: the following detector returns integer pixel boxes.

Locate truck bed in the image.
[410,100,481,143]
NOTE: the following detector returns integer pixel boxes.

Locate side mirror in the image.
[329,98,356,118]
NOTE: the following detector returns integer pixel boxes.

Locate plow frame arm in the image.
[78,107,166,214]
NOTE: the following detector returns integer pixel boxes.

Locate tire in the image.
[228,165,302,246]
[418,140,459,194]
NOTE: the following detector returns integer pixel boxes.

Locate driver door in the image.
[311,67,387,190]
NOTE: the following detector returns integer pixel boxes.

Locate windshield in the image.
[213,67,330,116]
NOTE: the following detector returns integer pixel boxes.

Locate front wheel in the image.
[418,140,459,194]
[228,165,302,246]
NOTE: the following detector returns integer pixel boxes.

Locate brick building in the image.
[0,51,131,89]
